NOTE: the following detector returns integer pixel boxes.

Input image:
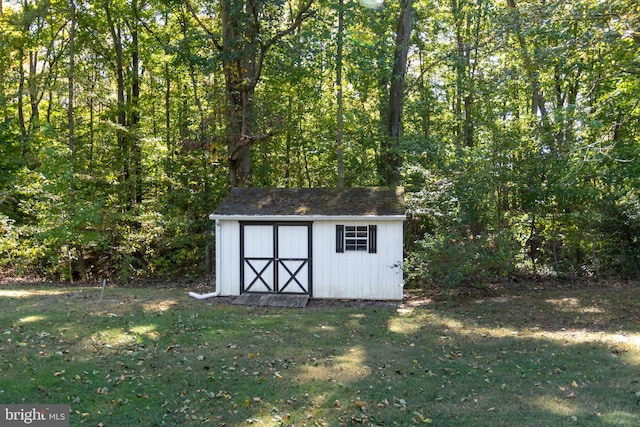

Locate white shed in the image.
[208,187,406,301]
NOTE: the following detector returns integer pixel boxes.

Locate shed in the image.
[209,187,406,301]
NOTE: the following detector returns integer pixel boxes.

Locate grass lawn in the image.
[0,280,638,426]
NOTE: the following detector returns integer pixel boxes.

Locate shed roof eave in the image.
[209,214,406,221]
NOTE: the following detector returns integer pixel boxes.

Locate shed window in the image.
[336,225,377,253]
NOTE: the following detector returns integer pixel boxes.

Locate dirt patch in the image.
[489,274,639,294]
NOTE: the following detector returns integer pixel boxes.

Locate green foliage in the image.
[1,0,639,285]
[404,233,470,292]
[404,175,519,292]
[595,193,640,278]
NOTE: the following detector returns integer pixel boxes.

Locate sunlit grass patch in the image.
[17,314,47,324]
[0,289,71,298]
[387,309,432,334]
[530,394,582,416]
[141,299,179,313]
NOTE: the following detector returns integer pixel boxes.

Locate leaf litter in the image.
[0,281,638,426]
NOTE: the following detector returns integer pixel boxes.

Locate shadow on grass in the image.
[0,284,638,426]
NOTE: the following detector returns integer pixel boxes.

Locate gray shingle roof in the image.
[212,187,405,217]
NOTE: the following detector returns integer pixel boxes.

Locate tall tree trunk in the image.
[130,0,142,205]
[223,74,255,188]
[162,9,173,194]
[164,61,173,192]
[336,0,345,189]
[68,1,76,156]
[67,0,87,280]
[17,50,27,140]
[220,0,256,187]
[104,0,129,208]
[452,0,463,143]
[28,51,40,133]
[451,0,484,148]
[88,69,95,170]
[418,48,431,140]
[506,0,552,136]
[380,0,413,186]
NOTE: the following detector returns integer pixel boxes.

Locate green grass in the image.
[0,283,638,426]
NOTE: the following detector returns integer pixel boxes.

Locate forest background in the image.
[0,0,638,291]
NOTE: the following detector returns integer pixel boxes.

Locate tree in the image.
[336,0,345,189]
[379,0,413,186]
[188,0,314,187]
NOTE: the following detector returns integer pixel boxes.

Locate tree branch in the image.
[228,131,274,160]
[254,0,315,84]
[183,0,223,51]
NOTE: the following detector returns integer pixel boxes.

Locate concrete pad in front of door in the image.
[232,293,309,308]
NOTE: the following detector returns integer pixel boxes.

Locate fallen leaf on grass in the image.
[394,397,407,410]
[412,411,433,423]
[377,399,389,408]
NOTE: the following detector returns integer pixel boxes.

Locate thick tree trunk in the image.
[105,0,133,208]
[130,1,142,205]
[224,77,255,188]
[220,0,256,188]
[380,0,413,186]
[214,0,313,187]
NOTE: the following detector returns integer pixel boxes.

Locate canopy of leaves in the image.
[0,0,638,286]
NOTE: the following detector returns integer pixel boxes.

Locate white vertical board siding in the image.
[216,218,403,299]
[215,220,241,296]
[312,220,404,300]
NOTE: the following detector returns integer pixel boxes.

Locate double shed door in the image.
[240,222,312,295]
